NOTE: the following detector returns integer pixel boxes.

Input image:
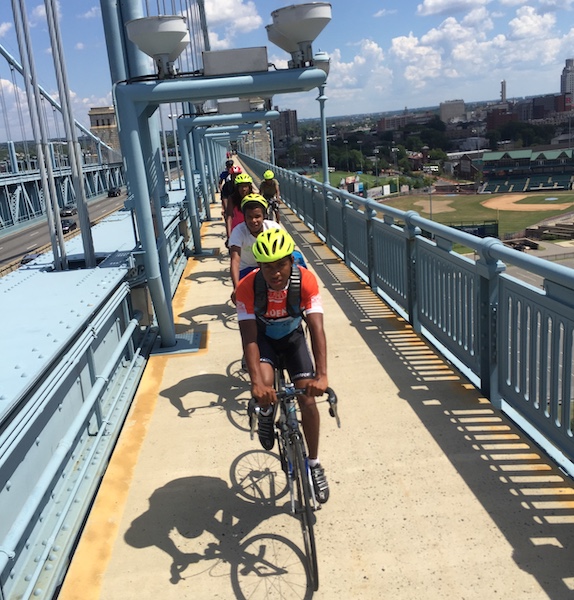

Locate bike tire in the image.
[292,434,319,591]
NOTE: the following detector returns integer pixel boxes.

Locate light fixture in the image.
[267,3,332,68]
[125,16,189,78]
[313,51,330,75]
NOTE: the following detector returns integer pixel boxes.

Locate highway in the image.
[0,193,126,269]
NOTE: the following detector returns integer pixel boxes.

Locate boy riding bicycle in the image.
[235,228,330,503]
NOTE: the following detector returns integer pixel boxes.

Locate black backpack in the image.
[253,264,302,319]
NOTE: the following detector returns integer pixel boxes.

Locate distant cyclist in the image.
[219,159,234,192]
[226,172,254,236]
[235,228,330,503]
[259,170,281,223]
[228,193,283,304]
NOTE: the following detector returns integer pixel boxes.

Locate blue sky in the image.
[1,0,574,140]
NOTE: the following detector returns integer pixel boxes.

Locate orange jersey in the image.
[236,266,323,339]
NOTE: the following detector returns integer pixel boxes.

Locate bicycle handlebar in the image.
[248,385,340,440]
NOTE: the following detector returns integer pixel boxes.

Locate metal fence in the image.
[241,154,574,467]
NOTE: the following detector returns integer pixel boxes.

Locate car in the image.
[61,204,77,217]
[108,186,121,197]
[61,219,77,234]
[20,252,42,266]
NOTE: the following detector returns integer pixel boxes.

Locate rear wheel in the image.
[292,435,319,591]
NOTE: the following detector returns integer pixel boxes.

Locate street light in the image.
[391,146,399,195]
[314,51,330,186]
[344,139,349,172]
[357,140,363,172]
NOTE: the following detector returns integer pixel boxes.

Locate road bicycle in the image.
[249,367,340,591]
[265,197,281,223]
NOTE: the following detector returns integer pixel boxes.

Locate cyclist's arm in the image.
[239,320,276,405]
[305,312,328,396]
[229,245,241,301]
[274,180,281,200]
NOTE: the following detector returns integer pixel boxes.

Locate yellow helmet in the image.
[241,193,268,212]
[252,228,295,262]
[234,173,253,184]
[263,169,275,180]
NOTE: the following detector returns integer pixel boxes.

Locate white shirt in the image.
[229,220,283,271]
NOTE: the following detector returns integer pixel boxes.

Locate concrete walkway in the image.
[58,204,574,599]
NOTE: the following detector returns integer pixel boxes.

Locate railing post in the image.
[366,205,377,291]
[476,237,506,408]
[341,197,350,267]
[323,184,330,246]
[404,210,421,333]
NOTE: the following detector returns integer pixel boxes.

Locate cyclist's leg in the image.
[252,335,278,450]
[279,328,319,459]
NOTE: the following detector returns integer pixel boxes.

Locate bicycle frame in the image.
[273,369,320,513]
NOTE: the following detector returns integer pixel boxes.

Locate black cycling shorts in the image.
[257,324,315,381]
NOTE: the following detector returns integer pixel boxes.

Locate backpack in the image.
[254,263,302,319]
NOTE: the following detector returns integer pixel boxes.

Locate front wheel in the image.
[292,435,319,591]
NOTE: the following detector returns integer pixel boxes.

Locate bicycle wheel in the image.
[291,434,319,591]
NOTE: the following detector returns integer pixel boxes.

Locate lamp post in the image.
[344,139,349,172]
[392,146,399,195]
[267,123,275,165]
[358,140,363,172]
[313,51,331,186]
[374,147,380,184]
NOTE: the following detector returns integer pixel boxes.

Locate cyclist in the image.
[259,170,281,223]
[221,165,242,243]
[219,159,234,192]
[226,172,253,235]
[235,228,330,503]
[228,193,283,304]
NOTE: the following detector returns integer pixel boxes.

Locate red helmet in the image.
[230,165,242,174]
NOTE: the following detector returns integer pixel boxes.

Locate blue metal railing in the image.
[241,154,574,466]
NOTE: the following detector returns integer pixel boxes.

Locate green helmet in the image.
[263,169,275,180]
[252,228,295,263]
[241,193,268,212]
[234,173,253,184]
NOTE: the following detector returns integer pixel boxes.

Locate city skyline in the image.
[1,0,574,141]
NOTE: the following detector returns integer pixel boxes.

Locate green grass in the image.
[304,172,574,237]
[379,191,574,238]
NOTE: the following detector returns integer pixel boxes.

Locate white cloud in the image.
[75,42,85,51]
[205,0,263,49]
[79,7,100,20]
[417,0,489,17]
[0,22,12,37]
[508,6,556,39]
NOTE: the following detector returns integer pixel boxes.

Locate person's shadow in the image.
[159,369,249,429]
[124,474,312,597]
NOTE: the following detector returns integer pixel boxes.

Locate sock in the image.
[308,457,320,467]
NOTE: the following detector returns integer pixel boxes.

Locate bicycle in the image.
[248,366,340,591]
[264,196,281,223]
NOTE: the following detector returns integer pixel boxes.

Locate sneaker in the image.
[310,464,329,504]
[257,407,275,451]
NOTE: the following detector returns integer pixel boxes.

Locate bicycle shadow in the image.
[179,300,238,330]
[124,473,313,599]
[160,368,249,430]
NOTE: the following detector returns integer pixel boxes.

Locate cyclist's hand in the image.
[305,375,328,397]
[252,383,276,407]
[230,290,237,305]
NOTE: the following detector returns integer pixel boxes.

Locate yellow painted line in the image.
[58,355,168,600]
